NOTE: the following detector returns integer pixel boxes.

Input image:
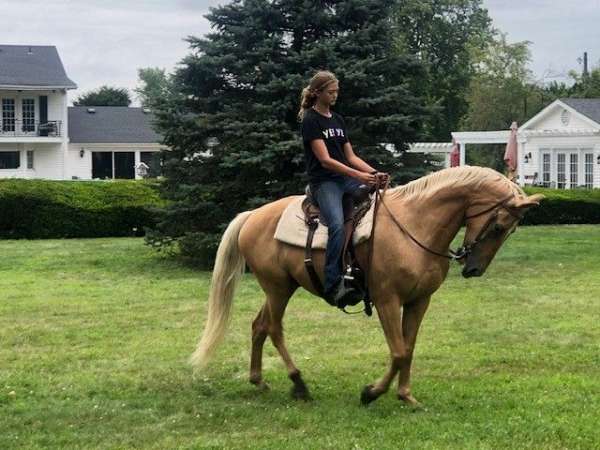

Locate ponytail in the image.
[297,70,338,121]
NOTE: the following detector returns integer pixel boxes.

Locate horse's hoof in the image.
[360,384,379,405]
[250,378,270,391]
[291,384,312,401]
[397,392,420,407]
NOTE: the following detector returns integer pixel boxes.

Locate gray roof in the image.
[68,107,163,143]
[560,98,600,125]
[0,45,77,89]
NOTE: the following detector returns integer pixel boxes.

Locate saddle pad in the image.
[274,195,376,250]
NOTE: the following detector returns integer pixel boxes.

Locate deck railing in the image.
[0,120,62,137]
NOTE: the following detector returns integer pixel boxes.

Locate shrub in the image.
[522,187,600,225]
[0,179,164,239]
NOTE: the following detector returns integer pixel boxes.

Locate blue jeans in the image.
[311,177,363,293]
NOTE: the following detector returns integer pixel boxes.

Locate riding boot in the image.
[325,278,363,309]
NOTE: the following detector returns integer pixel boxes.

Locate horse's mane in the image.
[387,166,524,201]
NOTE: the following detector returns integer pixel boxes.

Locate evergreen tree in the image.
[394,0,494,140]
[73,86,131,106]
[148,0,431,264]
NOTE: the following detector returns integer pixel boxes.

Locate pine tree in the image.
[148,0,432,264]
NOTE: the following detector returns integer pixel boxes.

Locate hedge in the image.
[0,179,165,239]
[522,187,600,225]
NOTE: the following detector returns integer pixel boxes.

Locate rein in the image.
[377,190,520,262]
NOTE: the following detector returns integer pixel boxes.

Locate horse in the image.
[190,166,544,405]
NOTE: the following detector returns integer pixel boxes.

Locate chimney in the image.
[583,52,589,78]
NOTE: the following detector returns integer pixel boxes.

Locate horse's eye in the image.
[493,224,504,233]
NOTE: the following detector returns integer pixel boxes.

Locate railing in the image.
[0,120,62,137]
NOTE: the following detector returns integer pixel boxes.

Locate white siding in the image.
[0,142,63,179]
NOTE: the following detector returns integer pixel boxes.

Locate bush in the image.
[0,179,165,239]
[522,187,600,225]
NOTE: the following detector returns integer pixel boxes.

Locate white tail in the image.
[189,211,253,370]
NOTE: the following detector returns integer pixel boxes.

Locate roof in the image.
[559,98,600,125]
[0,45,77,89]
[68,107,163,144]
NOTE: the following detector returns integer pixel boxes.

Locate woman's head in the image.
[298,70,339,121]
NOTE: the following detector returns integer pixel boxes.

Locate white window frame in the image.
[22,98,36,133]
[539,147,594,189]
[2,97,16,133]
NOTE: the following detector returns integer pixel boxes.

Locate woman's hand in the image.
[375,172,390,184]
[356,171,377,186]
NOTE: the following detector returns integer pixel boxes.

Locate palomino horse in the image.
[190,166,543,405]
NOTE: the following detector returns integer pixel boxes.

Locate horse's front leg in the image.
[396,296,431,406]
[360,296,406,405]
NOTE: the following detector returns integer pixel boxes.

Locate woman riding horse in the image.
[299,70,389,307]
[190,130,543,406]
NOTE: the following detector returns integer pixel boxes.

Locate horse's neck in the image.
[387,185,469,252]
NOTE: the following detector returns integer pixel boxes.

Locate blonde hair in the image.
[297,70,338,121]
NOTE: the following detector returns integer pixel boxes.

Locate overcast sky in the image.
[1,0,599,105]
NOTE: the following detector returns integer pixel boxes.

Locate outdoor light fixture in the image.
[597,155,600,164]
[80,149,85,158]
[524,152,532,163]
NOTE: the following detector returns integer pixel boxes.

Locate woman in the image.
[299,70,388,308]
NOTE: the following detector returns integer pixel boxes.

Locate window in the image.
[569,153,578,188]
[585,153,594,188]
[542,153,551,187]
[27,150,34,169]
[2,99,15,132]
[0,151,20,169]
[557,153,566,189]
[22,99,35,132]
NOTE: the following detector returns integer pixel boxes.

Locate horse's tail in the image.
[190,210,253,370]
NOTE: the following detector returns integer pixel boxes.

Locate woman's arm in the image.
[310,140,376,185]
[343,142,376,173]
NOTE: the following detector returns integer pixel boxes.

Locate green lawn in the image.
[1,227,600,449]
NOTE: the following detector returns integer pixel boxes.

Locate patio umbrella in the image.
[450,138,460,167]
[503,121,518,172]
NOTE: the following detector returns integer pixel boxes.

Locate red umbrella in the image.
[450,138,460,167]
[503,121,518,172]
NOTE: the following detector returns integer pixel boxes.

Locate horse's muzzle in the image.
[462,265,482,278]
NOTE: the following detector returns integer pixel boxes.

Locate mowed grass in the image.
[1,226,600,449]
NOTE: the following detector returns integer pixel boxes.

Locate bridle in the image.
[457,194,524,260]
[378,189,523,262]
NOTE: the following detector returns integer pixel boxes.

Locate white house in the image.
[0,44,163,180]
[409,98,600,189]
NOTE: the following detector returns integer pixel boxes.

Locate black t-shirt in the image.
[301,108,350,183]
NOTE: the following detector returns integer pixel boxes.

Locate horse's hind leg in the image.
[249,281,309,399]
[249,305,270,390]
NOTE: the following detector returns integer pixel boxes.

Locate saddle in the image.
[302,184,374,311]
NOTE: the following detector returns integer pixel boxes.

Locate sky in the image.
[1,0,599,104]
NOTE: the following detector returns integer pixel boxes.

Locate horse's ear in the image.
[509,193,545,209]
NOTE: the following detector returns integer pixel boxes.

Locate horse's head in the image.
[461,192,544,278]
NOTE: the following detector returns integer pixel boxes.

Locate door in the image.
[92,152,113,179]
[114,152,135,179]
[555,151,579,189]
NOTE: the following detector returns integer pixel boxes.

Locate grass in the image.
[1,226,600,449]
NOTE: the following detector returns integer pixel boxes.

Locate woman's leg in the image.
[312,180,345,294]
